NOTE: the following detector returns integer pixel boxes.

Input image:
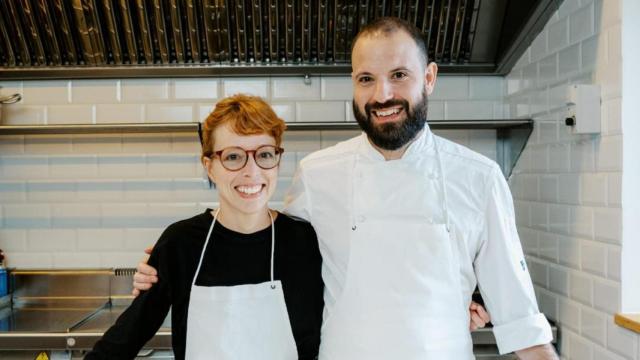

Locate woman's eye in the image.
[258,151,275,159]
[225,153,241,161]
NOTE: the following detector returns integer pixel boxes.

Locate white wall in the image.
[621,0,640,314]
[0,75,505,268]
[507,0,640,358]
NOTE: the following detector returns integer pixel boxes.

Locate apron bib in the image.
[319,140,474,360]
[184,210,298,360]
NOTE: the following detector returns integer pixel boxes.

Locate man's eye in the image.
[391,72,407,80]
[358,76,372,84]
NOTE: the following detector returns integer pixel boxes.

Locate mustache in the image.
[365,99,409,114]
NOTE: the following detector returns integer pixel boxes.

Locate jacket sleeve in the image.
[473,165,553,354]
[85,241,172,360]
[283,165,312,222]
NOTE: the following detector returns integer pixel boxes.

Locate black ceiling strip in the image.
[71,0,96,65]
[19,0,46,65]
[35,0,62,66]
[201,0,217,63]
[101,0,124,65]
[251,0,262,62]
[167,0,185,63]
[217,0,230,63]
[151,0,170,64]
[185,0,201,62]
[135,0,154,64]
[0,7,15,66]
[118,0,138,64]
[49,1,76,65]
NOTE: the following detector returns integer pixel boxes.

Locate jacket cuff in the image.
[492,313,553,354]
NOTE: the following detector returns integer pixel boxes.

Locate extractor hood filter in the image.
[0,0,480,68]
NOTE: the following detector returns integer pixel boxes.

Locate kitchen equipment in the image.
[0,268,556,359]
[0,268,172,359]
[0,0,565,77]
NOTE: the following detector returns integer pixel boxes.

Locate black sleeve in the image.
[85,239,172,360]
[295,222,324,360]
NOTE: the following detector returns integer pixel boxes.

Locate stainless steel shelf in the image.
[0,119,533,178]
[0,64,499,80]
[0,120,532,134]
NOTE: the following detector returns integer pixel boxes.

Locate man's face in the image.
[351,30,437,150]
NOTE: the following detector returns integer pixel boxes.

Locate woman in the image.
[86,94,324,360]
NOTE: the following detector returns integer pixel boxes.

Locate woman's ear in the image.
[202,156,216,189]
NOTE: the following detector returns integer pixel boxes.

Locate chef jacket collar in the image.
[356,123,435,162]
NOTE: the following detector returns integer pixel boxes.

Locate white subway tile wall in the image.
[1,74,505,271]
[508,0,638,358]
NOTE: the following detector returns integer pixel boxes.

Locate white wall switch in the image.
[564,84,601,134]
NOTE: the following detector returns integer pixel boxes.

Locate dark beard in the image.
[353,90,429,151]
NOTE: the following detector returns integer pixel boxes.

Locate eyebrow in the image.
[390,67,412,74]
[353,71,372,78]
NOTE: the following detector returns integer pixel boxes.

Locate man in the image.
[135,17,556,359]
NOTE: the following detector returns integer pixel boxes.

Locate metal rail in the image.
[0,119,533,178]
[0,119,531,134]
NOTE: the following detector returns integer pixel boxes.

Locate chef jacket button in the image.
[357,215,366,223]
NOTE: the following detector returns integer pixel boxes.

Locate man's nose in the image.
[373,80,393,103]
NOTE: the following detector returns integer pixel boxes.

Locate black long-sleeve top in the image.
[86,210,324,360]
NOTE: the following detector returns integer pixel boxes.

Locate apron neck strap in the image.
[268,210,276,285]
[192,209,277,287]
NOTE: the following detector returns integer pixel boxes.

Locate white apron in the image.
[184,210,298,360]
[319,140,475,360]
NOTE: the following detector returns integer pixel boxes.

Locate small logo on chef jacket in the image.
[520,259,527,271]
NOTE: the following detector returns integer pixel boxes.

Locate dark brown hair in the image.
[351,17,428,66]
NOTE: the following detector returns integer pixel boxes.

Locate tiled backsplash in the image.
[507,0,639,358]
[1,75,505,268]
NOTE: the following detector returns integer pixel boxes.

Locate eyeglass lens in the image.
[219,146,281,170]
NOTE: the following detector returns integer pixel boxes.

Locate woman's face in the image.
[203,124,279,216]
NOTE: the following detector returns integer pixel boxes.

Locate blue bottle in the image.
[0,249,6,297]
[0,268,6,297]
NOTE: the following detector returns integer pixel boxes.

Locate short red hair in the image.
[201,94,286,160]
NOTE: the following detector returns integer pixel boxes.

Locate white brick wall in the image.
[508,0,640,358]
[1,76,505,271]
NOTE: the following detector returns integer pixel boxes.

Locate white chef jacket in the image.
[283,127,553,354]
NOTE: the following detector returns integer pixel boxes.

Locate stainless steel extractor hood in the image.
[0,0,561,79]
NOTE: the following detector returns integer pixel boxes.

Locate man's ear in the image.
[424,62,438,96]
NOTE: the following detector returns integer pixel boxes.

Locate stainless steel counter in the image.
[0,303,171,351]
[0,269,557,359]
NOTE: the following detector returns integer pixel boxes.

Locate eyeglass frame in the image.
[209,145,285,171]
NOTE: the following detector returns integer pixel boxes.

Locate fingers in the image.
[469,301,492,331]
[132,288,140,297]
[470,312,485,330]
[144,245,154,255]
[137,262,158,276]
[133,270,158,286]
[132,262,159,292]
[475,303,491,323]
